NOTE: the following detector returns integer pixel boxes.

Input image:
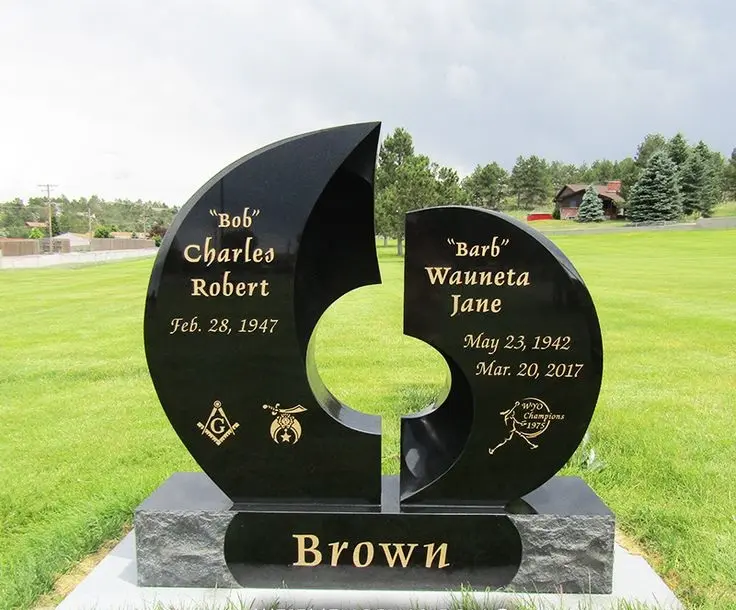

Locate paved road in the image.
[0,248,158,269]
[539,216,736,236]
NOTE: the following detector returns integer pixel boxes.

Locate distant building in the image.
[57,232,91,251]
[554,181,624,220]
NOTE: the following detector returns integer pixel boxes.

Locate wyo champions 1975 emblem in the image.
[488,397,564,455]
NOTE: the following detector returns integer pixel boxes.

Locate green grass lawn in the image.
[1,229,735,609]
[711,200,736,217]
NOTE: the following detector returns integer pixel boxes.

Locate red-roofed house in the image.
[554,181,625,220]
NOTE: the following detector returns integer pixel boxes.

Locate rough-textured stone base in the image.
[60,531,684,610]
[135,473,615,593]
[510,515,614,593]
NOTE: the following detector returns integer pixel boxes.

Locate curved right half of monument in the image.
[400,206,603,506]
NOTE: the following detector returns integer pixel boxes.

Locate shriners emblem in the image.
[263,403,308,445]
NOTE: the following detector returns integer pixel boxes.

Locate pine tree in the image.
[576,185,605,222]
[725,148,736,200]
[679,151,708,216]
[692,141,720,217]
[667,132,690,171]
[628,150,682,223]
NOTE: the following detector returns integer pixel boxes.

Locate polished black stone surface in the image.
[401,207,603,506]
[136,472,611,517]
[144,122,383,505]
[224,499,522,590]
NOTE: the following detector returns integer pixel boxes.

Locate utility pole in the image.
[38,183,58,248]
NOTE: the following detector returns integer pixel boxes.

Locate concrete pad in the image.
[57,531,683,610]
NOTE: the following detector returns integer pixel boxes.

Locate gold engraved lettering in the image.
[291,536,450,568]
[190,272,270,298]
[183,236,275,267]
[352,542,375,568]
[196,400,240,446]
[209,206,261,229]
[463,333,499,355]
[475,360,511,377]
[191,278,208,296]
[448,236,508,258]
[169,316,199,334]
[424,543,450,568]
[328,541,349,566]
[292,534,322,566]
[425,267,530,287]
[451,295,502,317]
[379,543,418,567]
[209,417,225,434]
[184,244,201,262]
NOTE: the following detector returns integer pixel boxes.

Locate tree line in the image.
[0,195,177,239]
[375,128,736,252]
[2,130,734,251]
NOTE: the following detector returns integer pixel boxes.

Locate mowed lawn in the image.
[0,229,734,609]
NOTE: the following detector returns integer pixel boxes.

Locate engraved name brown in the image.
[292,534,450,569]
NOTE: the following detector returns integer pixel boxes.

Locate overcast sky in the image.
[0,1,733,205]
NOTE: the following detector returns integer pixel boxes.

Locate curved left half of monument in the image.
[144,122,383,506]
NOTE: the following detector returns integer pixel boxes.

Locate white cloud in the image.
[0,0,733,204]
[445,65,479,100]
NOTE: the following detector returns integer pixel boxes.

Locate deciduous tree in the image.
[510,155,550,209]
[386,154,438,255]
[635,133,667,169]
[434,165,467,206]
[614,157,638,203]
[462,163,507,209]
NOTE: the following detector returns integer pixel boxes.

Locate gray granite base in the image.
[135,473,615,594]
[59,531,684,610]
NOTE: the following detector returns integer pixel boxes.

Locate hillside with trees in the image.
[0,196,177,239]
[371,129,733,253]
[2,130,734,250]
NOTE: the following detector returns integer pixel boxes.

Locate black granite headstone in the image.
[401,206,603,506]
[141,121,611,593]
[144,123,383,506]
